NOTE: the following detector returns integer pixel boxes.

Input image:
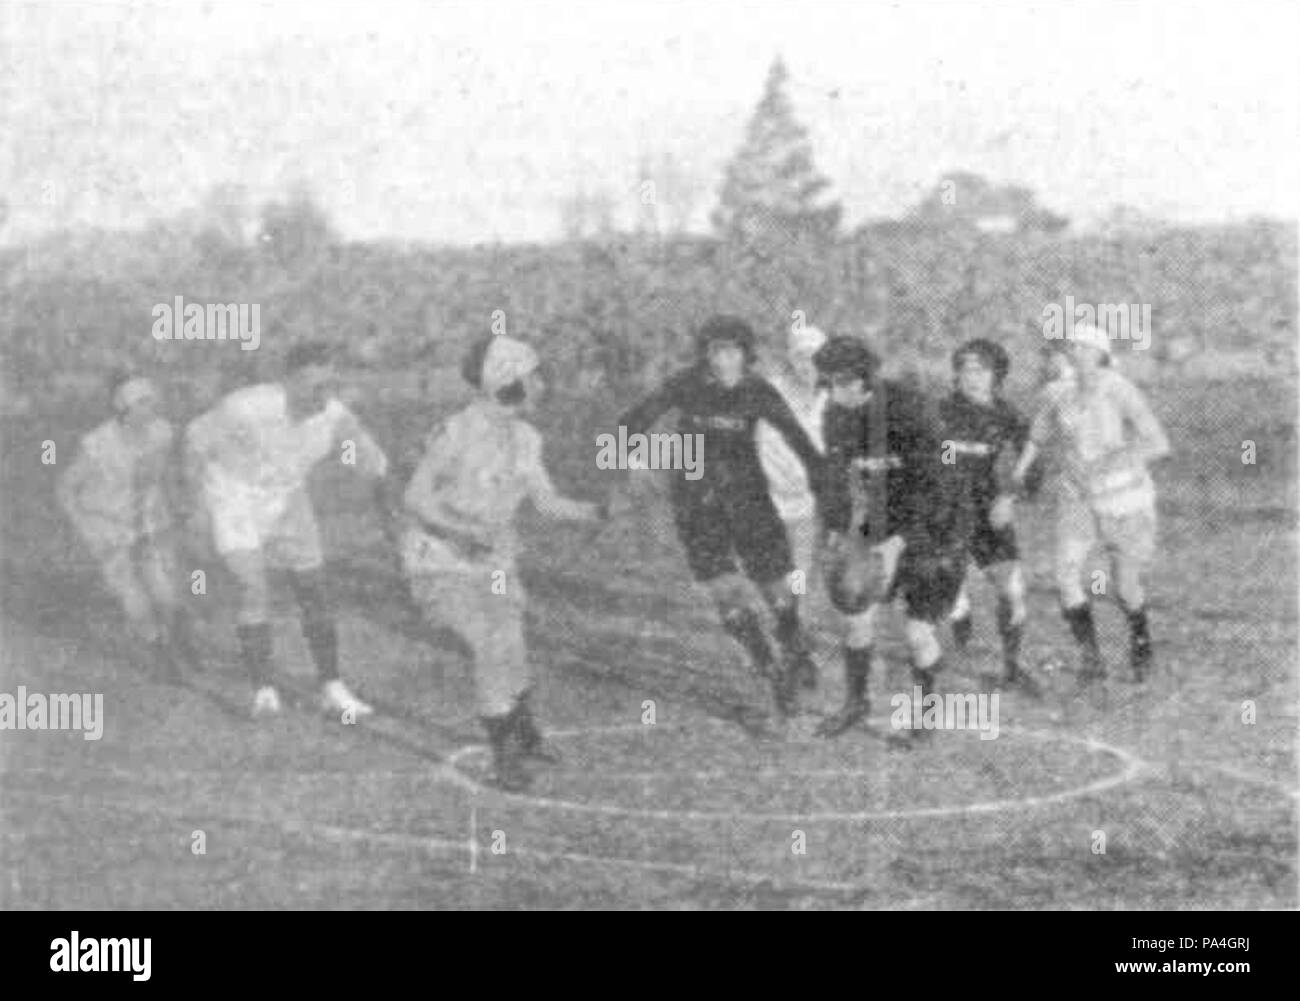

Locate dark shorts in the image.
[672,480,792,584]
[967,518,1019,568]
[890,542,967,623]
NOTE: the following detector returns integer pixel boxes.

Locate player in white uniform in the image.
[401,334,603,792]
[57,374,192,674]
[1012,325,1170,682]
[184,343,392,718]
[756,323,828,688]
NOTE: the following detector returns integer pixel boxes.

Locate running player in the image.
[756,321,829,688]
[400,333,604,792]
[57,373,192,675]
[1011,325,1169,682]
[812,336,968,739]
[615,315,825,719]
[184,343,391,718]
[940,339,1041,694]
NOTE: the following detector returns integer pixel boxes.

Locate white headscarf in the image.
[1070,323,1113,358]
[481,336,540,395]
[788,324,827,359]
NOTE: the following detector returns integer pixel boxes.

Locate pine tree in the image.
[711,58,842,248]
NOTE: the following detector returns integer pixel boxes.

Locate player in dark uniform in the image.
[940,339,1042,695]
[615,315,825,719]
[812,336,968,739]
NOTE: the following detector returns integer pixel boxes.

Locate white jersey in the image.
[187,383,387,513]
[756,368,826,521]
[403,398,560,560]
[1029,368,1166,517]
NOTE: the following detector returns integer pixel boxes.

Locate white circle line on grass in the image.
[1173,759,1300,799]
[443,718,1152,822]
[3,786,863,895]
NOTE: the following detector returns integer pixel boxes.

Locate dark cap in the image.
[694,314,757,362]
[951,338,1011,385]
[812,335,881,385]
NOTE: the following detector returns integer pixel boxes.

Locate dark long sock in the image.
[301,615,339,682]
[951,614,973,651]
[909,657,943,741]
[1062,603,1099,655]
[481,712,530,788]
[1125,604,1152,675]
[291,575,339,682]
[237,621,273,688]
[843,645,871,704]
[773,603,804,651]
[912,657,941,698]
[996,598,1022,677]
[482,713,511,750]
[513,690,541,744]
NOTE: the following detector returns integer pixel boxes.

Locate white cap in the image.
[481,335,540,394]
[1070,323,1112,356]
[788,323,828,358]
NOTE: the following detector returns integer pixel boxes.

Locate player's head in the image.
[812,335,880,407]
[464,334,543,411]
[696,315,755,388]
[284,342,338,404]
[786,322,827,387]
[1067,323,1112,374]
[109,372,161,429]
[952,338,1009,404]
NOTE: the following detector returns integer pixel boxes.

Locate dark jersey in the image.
[939,392,1028,510]
[821,381,964,549]
[616,364,823,496]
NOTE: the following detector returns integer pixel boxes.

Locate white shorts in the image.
[205,479,323,570]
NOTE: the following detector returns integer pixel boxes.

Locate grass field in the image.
[1,373,1296,909]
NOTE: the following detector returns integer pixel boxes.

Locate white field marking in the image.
[469,805,477,875]
[2,785,864,894]
[1171,759,1300,799]
[444,718,1153,823]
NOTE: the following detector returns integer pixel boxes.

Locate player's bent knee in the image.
[1113,568,1146,610]
[993,562,1027,622]
[904,618,942,668]
[844,606,877,649]
[1055,558,1087,607]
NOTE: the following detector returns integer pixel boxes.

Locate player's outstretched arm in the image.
[522,424,603,523]
[333,403,390,480]
[614,368,688,438]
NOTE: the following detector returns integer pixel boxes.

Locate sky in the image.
[2,0,1297,245]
